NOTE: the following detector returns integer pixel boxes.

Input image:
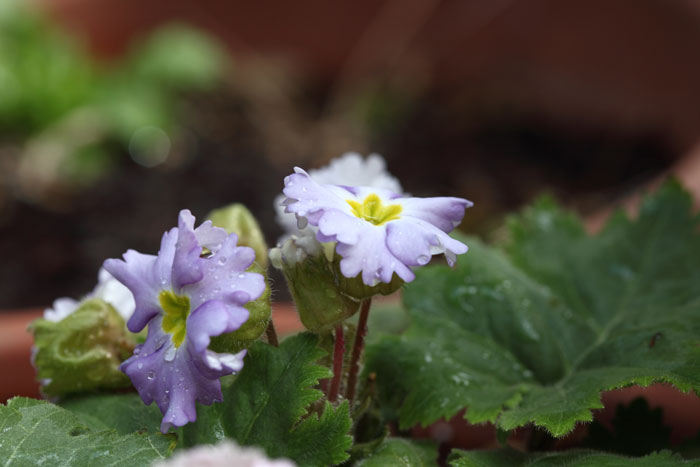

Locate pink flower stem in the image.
[328,323,345,402]
[345,298,372,404]
[265,320,279,347]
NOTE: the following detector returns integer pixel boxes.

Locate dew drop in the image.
[238,273,245,279]
[137,363,143,369]
[164,346,177,362]
[218,256,227,265]
[147,371,155,380]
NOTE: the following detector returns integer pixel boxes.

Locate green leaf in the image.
[366,181,700,436]
[357,438,438,466]
[0,397,173,466]
[30,299,135,396]
[448,448,695,466]
[60,393,162,435]
[184,333,352,466]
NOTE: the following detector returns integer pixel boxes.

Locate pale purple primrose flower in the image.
[282,168,472,285]
[103,209,265,433]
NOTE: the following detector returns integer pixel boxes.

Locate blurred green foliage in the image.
[0,0,227,198]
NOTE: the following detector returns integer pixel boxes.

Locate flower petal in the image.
[335,225,414,285]
[172,210,205,291]
[397,197,473,232]
[386,217,468,267]
[186,300,249,354]
[184,234,265,309]
[103,248,162,333]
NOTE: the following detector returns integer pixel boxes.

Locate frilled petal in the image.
[103,230,175,333]
[120,315,240,433]
[397,196,472,232]
[335,226,415,285]
[386,217,468,267]
[172,210,205,291]
[186,300,249,354]
[282,168,354,220]
[184,234,265,309]
[194,219,228,253]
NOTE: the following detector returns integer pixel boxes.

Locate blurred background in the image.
[1,0,699,309]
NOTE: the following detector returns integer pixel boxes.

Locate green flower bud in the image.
[29,299,135,397]
[207,203,269,269]
[271,235,360,333]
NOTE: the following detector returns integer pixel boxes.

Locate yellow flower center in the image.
[347,193,402,226]
[160,290,190,348]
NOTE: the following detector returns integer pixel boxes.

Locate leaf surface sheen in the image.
[0,397,172,467]
[366,182,700,436]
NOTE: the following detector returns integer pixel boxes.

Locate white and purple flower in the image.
[282,167,472,286]
[103,209,265,432]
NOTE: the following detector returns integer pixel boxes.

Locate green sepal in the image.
[210,262,272,353]
[287,253,361,333]
[30,298,135,397]
[207,203,269,269]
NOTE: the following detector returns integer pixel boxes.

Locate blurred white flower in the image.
[43,267,135,322]
[274,152,402,238]
[152,441,295,467]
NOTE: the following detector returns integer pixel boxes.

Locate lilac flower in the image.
[103,210,265,432]
[282,168,472,286]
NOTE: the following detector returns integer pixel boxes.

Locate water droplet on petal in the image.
[137,363,143,369]
[147,371,155,380]
[218,256,227,265]
[238,273,245,279]
[164,346,177,362]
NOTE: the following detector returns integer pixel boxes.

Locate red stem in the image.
[345,298,371,404]
[328,324,345,402]
[265,319,279,347]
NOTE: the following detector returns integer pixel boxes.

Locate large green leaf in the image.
[449,448,696,466]
[366,181,700,436]
[357,438,438,466]
[0,397,173,466]
[183,333,352,466]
